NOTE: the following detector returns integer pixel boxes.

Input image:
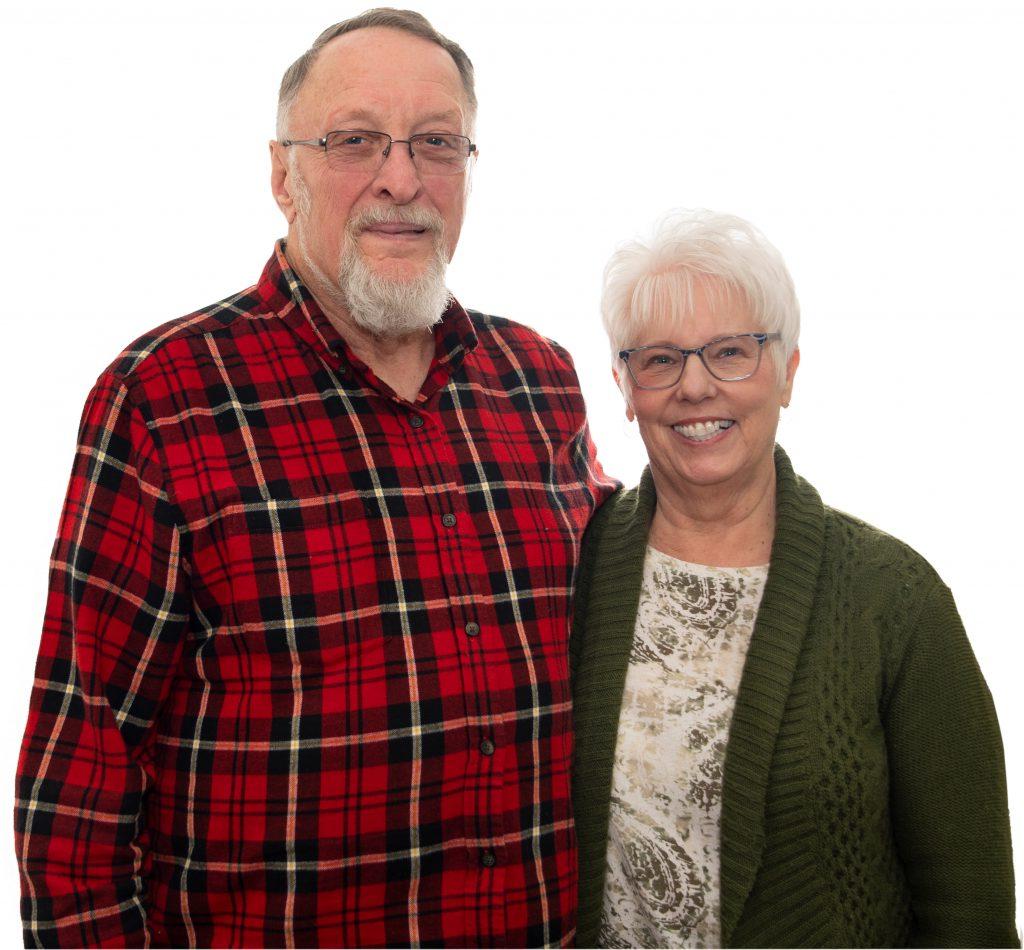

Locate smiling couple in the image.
[15,8,1016,949]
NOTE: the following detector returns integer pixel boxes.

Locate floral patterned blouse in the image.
[599,546,768,948]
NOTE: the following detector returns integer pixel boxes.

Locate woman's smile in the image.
[671,418,735,443]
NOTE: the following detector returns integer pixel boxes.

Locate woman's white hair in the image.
[601,209,800,384]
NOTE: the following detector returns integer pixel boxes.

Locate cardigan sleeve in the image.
[568,514,597,679]
[569,488,618,679]
[883,576,1018,948]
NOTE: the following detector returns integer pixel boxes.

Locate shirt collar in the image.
[258,240,478,402]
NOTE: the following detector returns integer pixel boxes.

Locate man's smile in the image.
[362,222,430,239]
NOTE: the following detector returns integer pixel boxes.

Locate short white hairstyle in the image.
[601,209,800,383]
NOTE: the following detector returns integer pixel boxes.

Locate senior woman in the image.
[571,210,1017,948]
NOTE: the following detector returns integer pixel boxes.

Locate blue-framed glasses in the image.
[618,332,781,388]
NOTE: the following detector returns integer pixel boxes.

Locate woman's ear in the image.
[612,367,636,421]
[781,347,800,408]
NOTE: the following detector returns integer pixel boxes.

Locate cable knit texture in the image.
[571,446,1018,948]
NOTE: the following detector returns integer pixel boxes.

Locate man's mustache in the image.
[348,205,445,235]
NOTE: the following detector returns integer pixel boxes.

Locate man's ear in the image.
[270,141,298,224]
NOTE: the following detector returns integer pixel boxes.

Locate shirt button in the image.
[441,513,457,528]
[481,850,496,868]
[464,621,480,637]
[409,414,424,429]
[480,738,495,756]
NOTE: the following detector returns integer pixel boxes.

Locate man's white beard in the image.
[290,169,452,339]
[338,206,452,339]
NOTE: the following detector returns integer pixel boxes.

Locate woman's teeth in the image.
[672,419,734,442]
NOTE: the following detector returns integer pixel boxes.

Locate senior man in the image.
[15,9,614,947]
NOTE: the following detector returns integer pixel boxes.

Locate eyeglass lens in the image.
[628,335,764,387]
[323,131,471,175]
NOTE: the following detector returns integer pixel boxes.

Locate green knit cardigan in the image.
[570,447,1018,948]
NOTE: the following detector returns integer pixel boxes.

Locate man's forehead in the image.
[305,29,463,100]
[291,27,469,132]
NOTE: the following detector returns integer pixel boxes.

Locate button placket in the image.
[405,400,502,883]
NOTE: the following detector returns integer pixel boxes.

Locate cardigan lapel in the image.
[572,469,655,782]
[719,446,826,945]
[570,473,657,947]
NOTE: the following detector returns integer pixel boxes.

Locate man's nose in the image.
[371,140,422,204]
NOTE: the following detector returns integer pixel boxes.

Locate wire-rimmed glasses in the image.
[618,332,781,388]
[279,129,477,176]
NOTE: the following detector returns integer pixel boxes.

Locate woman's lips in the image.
[672,419,735,442]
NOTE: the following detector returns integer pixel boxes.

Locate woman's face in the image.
[618,281,799,496]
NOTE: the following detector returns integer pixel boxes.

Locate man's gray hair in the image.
[601,209,801,384]
[276,8,477,138]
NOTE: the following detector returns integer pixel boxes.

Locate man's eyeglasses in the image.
[618,332,781,388]
[280,129,477,176]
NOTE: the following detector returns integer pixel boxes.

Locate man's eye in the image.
[338,135,370,146]
[418,134,458,150]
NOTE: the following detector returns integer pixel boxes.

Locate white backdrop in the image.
[2,0,1021,939]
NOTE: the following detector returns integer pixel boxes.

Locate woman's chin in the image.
[648,437,776,495]
[655,455,743,492]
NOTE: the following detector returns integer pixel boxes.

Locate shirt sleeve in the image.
[572,417,618,511]
[540,332,619,512]
[883,577,1019,948]
[15,372,190,948]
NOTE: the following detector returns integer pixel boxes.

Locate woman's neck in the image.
[647,459,777,567]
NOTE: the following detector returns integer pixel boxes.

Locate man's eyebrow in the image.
[323,109,465,131]
[412,112,464,129]
[324,108,381,129]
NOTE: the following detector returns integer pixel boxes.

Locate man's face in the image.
[271,28,472,311]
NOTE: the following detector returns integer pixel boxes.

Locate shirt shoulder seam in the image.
[105,283,269,380]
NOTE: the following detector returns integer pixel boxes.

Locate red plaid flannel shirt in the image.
[16,244,616,948]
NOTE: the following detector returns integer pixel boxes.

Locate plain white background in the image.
[2,0,1021,938]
